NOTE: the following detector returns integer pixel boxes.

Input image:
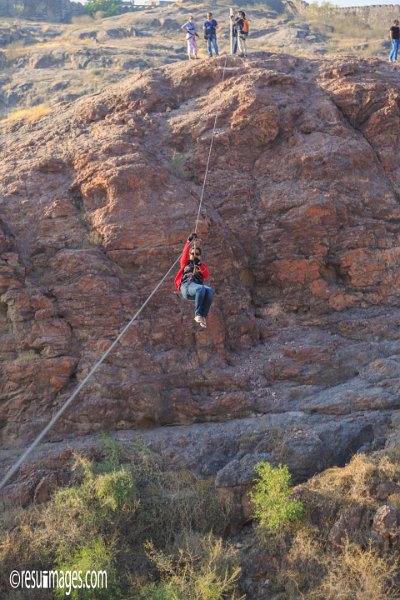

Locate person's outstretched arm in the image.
[180,232,197,268]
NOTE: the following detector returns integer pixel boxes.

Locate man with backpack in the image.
[203,12,219,57]
[232,10,249,58]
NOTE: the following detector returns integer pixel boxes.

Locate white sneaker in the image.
[194,315,203,324]
[200,317,207,328]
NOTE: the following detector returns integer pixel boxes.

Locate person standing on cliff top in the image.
[204,12,219,57]
[231,15,238,54]
[231,10,249,58]
[174,233,214,329]
[389,19,400,62]
[181,15,199,60]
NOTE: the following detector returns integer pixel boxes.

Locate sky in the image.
[331,0,400,5]
[73,0,400,6]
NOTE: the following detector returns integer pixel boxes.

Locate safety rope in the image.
[0,55,229,491]
[195,54,229,233]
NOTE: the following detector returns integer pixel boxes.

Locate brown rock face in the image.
[1,53,400,492]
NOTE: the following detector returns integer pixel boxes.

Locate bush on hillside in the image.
[250,461,304,533]
[84,0,123,18]
[55,537,122,600]
[0,439,232,598]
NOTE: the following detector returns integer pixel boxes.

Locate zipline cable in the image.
[0,257,180,491]
[0,55,230,492]
[195,54,229,233]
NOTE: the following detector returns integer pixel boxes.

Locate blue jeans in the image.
[207,34,219,57]
[390,39,399,61]
[181,282,214,317]
[232,35,237,54]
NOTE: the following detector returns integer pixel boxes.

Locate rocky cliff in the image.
[1,53,400,503]
[0,0,84,23]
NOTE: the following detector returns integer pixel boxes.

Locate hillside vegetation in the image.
[1,439,400,598]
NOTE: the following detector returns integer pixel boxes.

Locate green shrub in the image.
[84,0,123,18]
[56,537,122,600]
[53,454,138,541]
[250,462,304,532]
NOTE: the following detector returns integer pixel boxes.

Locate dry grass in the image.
[277,452,400,598]
[4,40,27,60]
[3,103,53,123]
[283,526,326,597]
[140,532,243,599]
[283,530,400,600]
[305,453,391,507]
[16,350,40,362]
[315,540,399,600]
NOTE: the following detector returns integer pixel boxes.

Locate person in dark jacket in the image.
[174,233,214,328]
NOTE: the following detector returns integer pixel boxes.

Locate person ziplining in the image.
[174,232,214,329]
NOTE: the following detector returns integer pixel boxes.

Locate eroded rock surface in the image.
[1,53,400,497]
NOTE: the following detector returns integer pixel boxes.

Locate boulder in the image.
[79,30,97,41]
[29,53,62,69]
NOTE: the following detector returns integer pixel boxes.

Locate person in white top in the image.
[181,15,199,60]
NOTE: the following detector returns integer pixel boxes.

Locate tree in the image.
[84,0,123,18]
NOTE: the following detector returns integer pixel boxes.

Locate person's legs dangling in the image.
[192,283,206,316]
[181,282,213,327]
[202,286,214,317]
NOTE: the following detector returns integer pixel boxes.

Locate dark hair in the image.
[239,11,245,17]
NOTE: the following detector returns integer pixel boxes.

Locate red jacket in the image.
[174,241,210,291]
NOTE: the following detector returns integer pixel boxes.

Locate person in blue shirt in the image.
[203,12,219,57]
